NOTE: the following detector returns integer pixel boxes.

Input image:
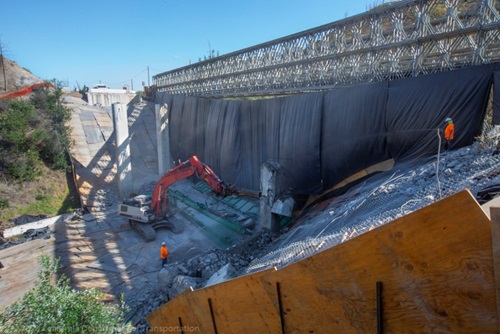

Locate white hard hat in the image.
[161,242,166,245]
[445,117,452,122]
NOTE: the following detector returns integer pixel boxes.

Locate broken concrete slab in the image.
[271,197,295,217]
[157,266,180,294]
[170,275,203,299]
[205,263,236,287]
[3,213,73,239]
[82,213,96,222]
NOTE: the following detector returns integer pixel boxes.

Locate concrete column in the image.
[112,103,133,198]
[156,103,171,175]
[260,162,280,233]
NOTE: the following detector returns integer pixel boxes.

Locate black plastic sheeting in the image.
[322,82,389,188]
[387,65,493,159]
[156,62,500,196]
[495,71,500,125]
[10,214,48,225]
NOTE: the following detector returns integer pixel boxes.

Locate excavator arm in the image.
[150,155,235,219]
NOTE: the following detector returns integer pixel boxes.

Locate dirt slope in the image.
[0,55,44,93]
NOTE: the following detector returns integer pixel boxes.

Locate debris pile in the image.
[128,230,277,333]
[246,141,500,274]
[0,226,52,251]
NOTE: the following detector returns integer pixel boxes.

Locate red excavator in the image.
[117,155,236,241]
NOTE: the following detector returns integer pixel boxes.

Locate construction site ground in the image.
[0,95,257,327]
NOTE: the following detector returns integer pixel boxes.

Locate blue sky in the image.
[0,0,372,90]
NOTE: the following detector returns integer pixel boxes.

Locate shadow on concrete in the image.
[53,99,252,324]
[54,101,162,310]
[58,168,82,214]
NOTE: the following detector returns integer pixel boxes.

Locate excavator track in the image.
[151,219,184,234]
[129,219,183,242]
[129,220,156,242]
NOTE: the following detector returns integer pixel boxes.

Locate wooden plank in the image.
[490,206,500,332]
[148,269,279,334]
[0,238,56,308]
[302,159,394,211]
[147,289,205,333]
[482,197,500,219]
[260,190,497,333]
[189,268,280,334]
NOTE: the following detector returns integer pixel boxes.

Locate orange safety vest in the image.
[444,122,454,141]
[160,245,169,259]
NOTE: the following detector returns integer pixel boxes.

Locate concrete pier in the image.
[155,103,171,175]
[112,103,133,198]
[260,162,280,232]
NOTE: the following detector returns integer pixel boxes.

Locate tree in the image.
[0,255,133,334]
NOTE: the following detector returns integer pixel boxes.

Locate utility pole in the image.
[131,78,133,90]
[0,43,6,91]
[147,66,150,87]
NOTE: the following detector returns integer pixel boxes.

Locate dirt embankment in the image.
[0,56,44,93]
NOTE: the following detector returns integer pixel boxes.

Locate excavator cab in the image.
[118,195,155,223]
[123,194,152,207]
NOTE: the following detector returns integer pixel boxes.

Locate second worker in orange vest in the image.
[443,117,454,151]
[160,242,169,268]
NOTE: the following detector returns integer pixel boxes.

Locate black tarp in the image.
[178,96,205,162]
[322,82,389,189]
[168,95,186,164]
[278,93,323,194]
[495,70,500,125]
[158,62,498,196]
[238,98,281,191]
[10,214,48,225]
[387,65,493,159]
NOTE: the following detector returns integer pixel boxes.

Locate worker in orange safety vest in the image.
[160,241,169,268]
[443,117,454,151]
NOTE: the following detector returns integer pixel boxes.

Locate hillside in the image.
[0,57,79,240]
[0,56,44,93]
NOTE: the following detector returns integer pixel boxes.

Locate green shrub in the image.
[0,100,35,149]
[0,198,8,209]
[0,83,73,182]
[3,150,41,182]
[35,194,47,201]
[0,255,133,334]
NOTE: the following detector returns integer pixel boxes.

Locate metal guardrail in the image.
[154,0,500,97]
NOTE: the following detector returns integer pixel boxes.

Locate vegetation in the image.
[0,83,72,181]
[0,255,133,334]
[0,82,79,225]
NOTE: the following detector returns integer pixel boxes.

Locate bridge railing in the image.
[153,0,500,97]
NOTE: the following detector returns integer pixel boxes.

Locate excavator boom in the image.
[150,155,235,218]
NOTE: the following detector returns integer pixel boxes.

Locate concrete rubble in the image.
[130,229,276,333]
[0,226,52,250]
[246,140,500,274]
